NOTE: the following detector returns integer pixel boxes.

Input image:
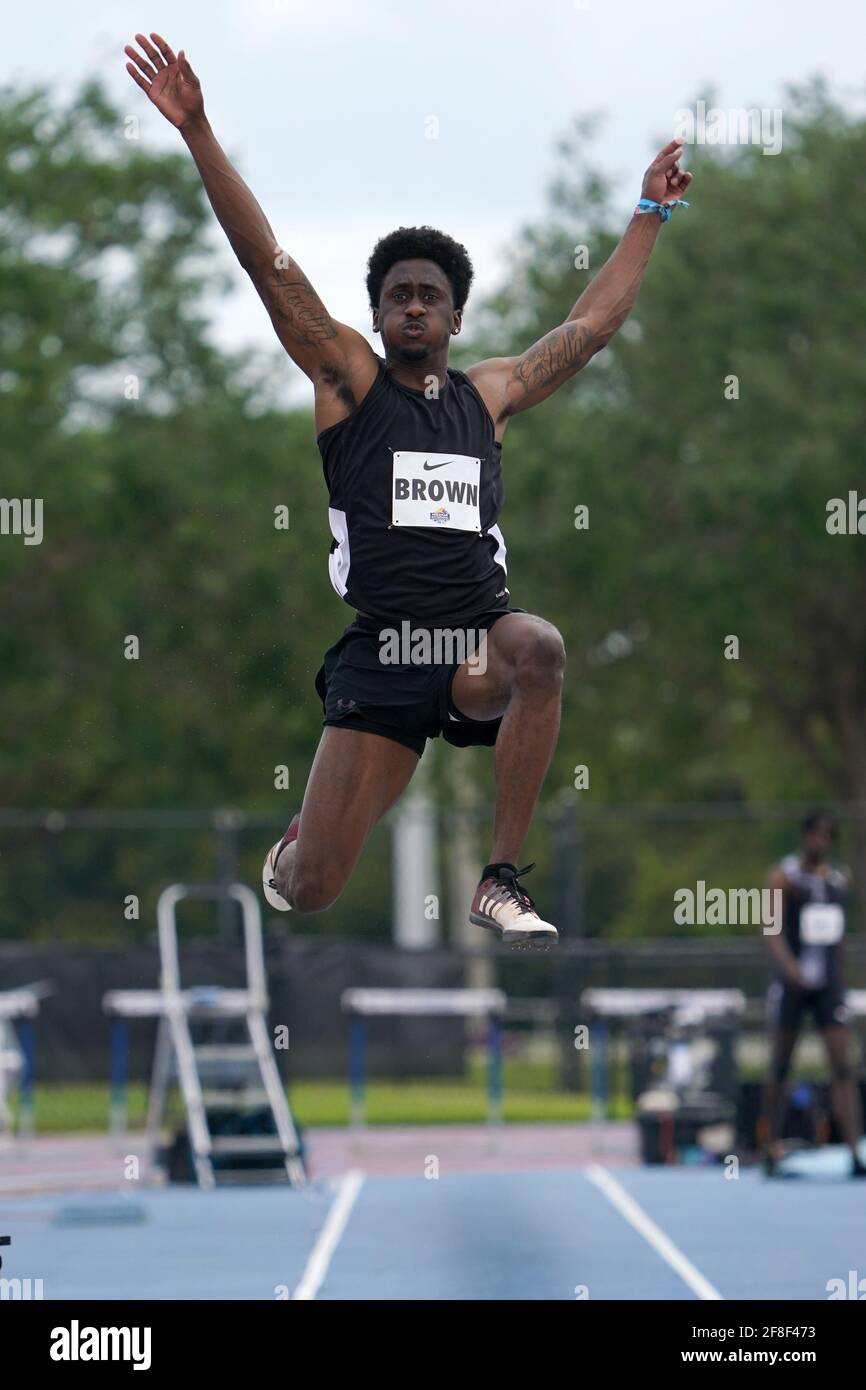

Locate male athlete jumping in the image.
[126,32,692,946]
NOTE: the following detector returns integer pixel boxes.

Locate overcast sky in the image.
[7,0,865,404]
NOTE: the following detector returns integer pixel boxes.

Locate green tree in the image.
[456,81,866,929]
[2,77,864,942]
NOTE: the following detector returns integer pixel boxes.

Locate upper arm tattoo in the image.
[263,263,338,348]
[509,320,596,408]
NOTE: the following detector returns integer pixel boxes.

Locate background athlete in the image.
[125,32,692,946]
[759,811,866,1178]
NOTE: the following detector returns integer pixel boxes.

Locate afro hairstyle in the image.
[365,225,474,314]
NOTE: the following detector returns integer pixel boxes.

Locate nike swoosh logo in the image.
[422,460,455,470]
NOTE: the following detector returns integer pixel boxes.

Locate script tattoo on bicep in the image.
[265,265,338,347]
[511,321,595,402]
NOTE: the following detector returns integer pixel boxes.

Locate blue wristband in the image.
[634,196,689,223]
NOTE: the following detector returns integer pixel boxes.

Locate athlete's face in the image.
[802,820,833,864]
[372,259,461,363]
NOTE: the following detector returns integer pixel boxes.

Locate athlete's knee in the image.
[513,622,566,687]
[829,1058,855,1084]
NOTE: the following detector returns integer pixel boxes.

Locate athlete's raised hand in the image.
[124,32,204,129]
[641,139,693,207]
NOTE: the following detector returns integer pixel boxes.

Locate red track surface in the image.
[0,1122,638,1194]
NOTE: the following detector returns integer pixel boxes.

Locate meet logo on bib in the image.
[392,451,481,532]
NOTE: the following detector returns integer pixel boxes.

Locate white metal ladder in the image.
[146,882,305,1189]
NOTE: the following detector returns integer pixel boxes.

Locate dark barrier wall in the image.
[2,936,865,1083]
[0,937,468,1082]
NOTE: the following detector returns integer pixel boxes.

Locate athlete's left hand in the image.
[641,140,693,207]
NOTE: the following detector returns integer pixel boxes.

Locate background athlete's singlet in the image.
[779,854,848,989]
[317,357,510,626]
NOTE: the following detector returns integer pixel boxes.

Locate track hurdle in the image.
[0,982,51,1136]
[341,987,507,1128]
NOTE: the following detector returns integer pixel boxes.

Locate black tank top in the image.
[779,853,848,988]
[317,357,510,626]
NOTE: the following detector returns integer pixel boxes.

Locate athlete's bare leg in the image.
[278,727,419,912]
[822,1024,864,1159]
[758,1026,798,1154]
[450,613,565,864]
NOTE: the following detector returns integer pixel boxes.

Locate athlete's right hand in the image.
[124,33,204,129]
[785,963,808,990]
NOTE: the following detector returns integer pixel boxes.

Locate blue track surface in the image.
[2,1153,864,1301]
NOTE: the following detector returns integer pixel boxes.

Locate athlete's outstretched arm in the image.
[468,140,693,424]
[124,32,376,390]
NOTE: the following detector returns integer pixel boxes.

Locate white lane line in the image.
[293,1169,365,1300]
[587,1165,723,1301]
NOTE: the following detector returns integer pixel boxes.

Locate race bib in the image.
[392,451,481,532]
[800,903,845,945]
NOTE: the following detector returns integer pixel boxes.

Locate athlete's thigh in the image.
[450,612,563,722]
[295,726,419,887]
[769,1024,799,1070]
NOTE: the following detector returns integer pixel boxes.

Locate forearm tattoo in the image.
[265,265,338,346]
[511,320,595,399]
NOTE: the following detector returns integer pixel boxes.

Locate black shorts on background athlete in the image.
[766,979,848,1032]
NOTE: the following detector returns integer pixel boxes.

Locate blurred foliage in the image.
[1,77,864,942]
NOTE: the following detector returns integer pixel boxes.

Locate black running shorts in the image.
[314,607,525,757]
[766,979,849,1032]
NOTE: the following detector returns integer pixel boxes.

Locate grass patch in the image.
[16,1058,634,1132]
[18,1053,817,1133]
